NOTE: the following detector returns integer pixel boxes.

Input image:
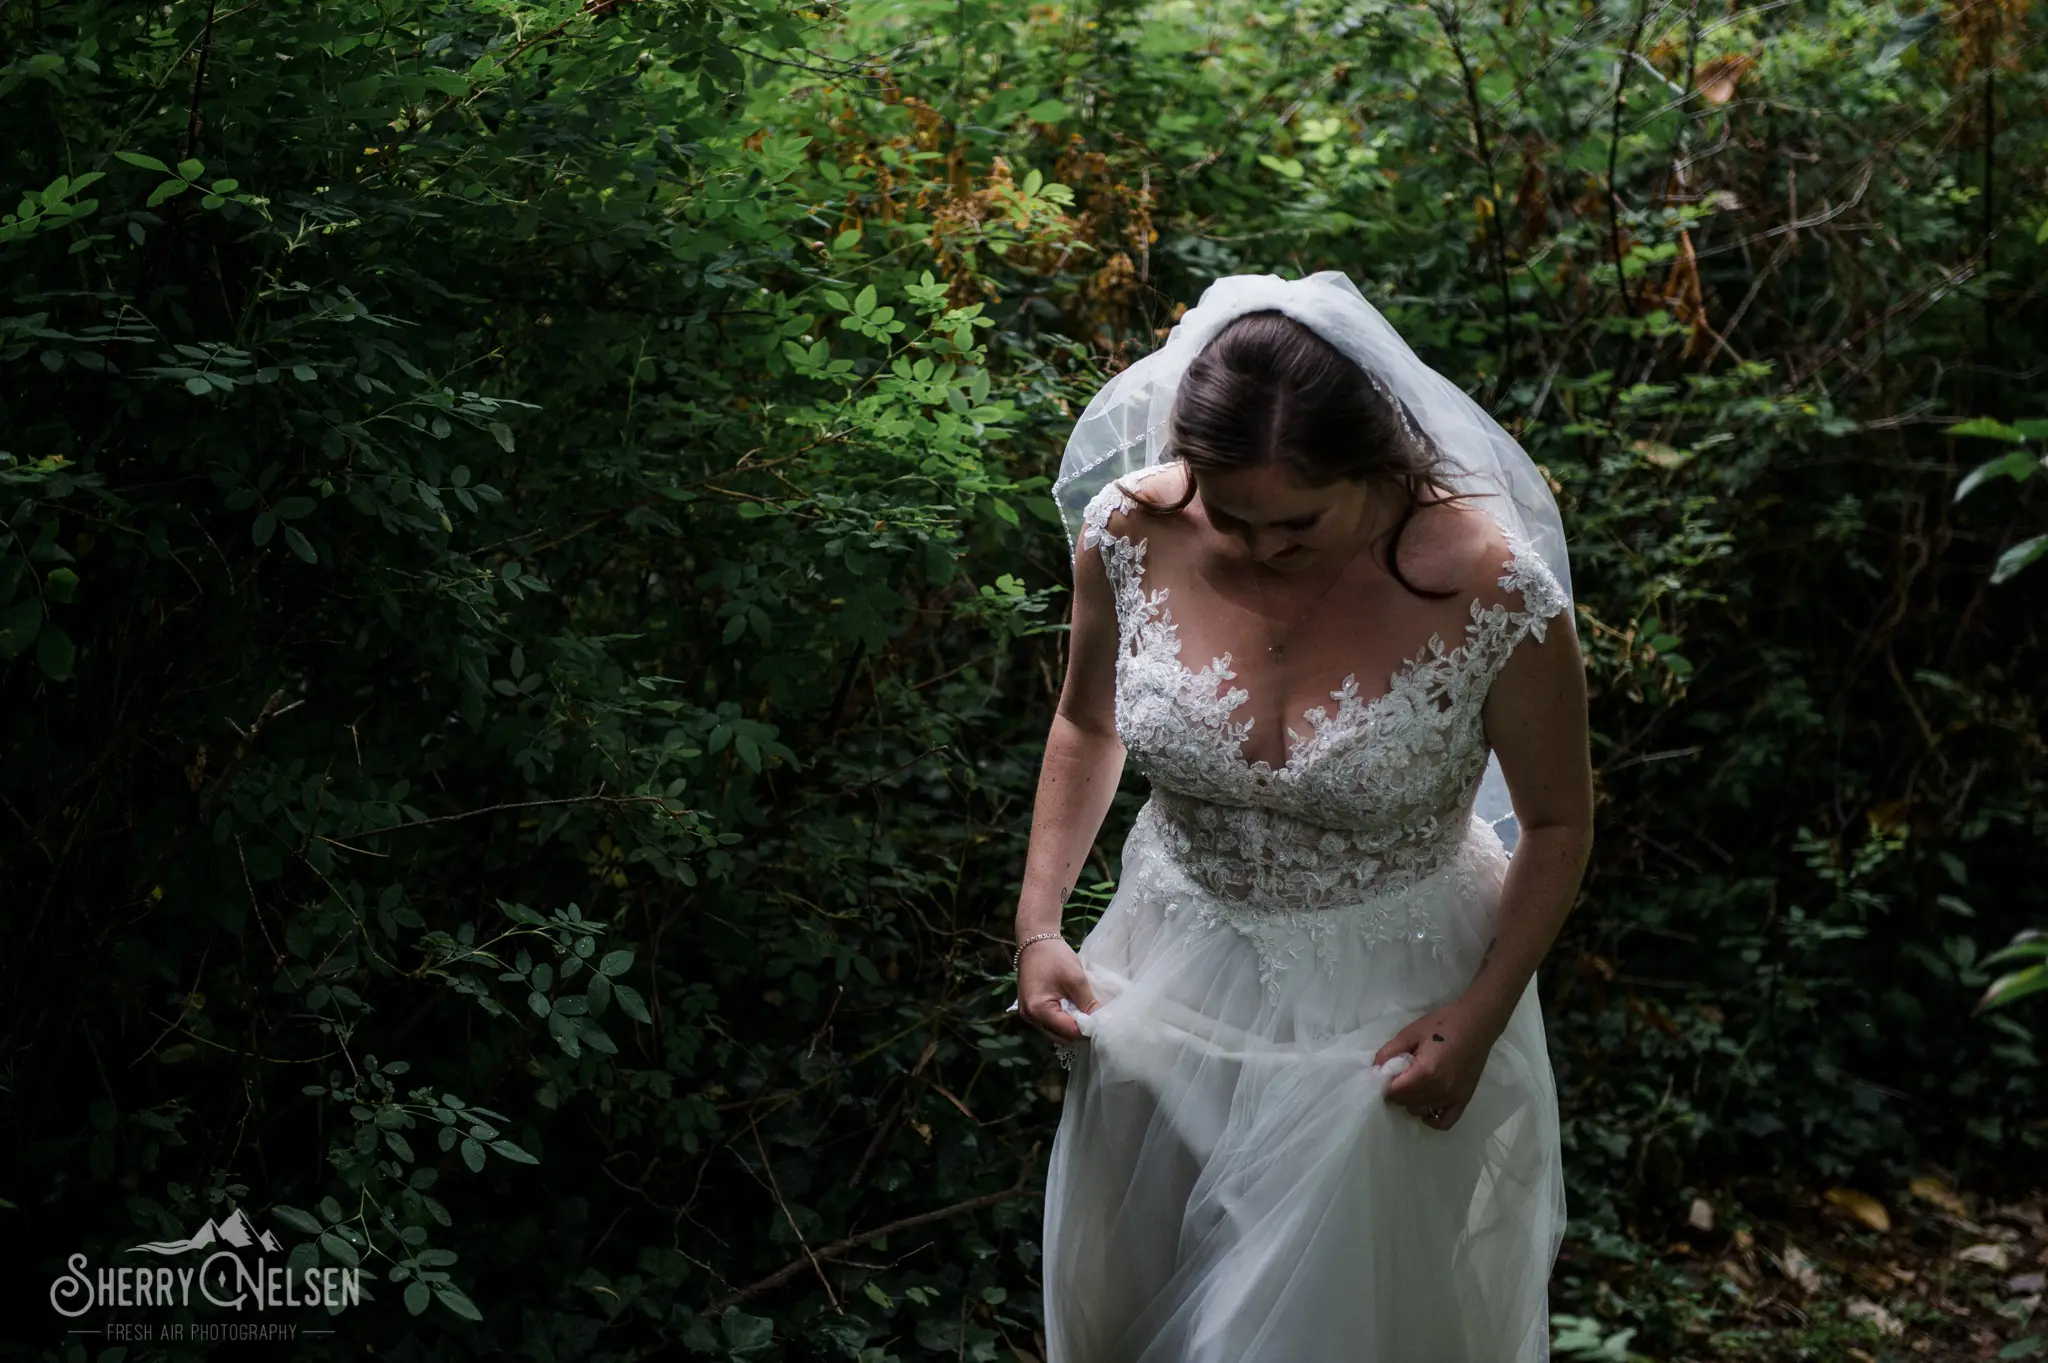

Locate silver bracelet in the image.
[1013,931,1064,971]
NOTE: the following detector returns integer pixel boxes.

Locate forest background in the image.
[2,0,2044,1358]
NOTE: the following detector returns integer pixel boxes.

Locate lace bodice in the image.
[1080,468,1568,991]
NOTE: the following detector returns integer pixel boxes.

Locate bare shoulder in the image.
[1102,461,1192,543]
[1390,495,1510,597]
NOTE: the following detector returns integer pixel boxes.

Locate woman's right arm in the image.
[1013,518,1127,1042]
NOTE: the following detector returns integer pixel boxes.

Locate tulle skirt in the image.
[1040,805,1566,1363]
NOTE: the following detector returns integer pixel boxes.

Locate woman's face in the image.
[1191,462,1375,573]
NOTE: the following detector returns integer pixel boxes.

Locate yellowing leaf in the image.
[1825,1186,1891,1233]
[1909,1175,1966,1216]
[1633,439,1694,469]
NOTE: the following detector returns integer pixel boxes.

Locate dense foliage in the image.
[3,0,2043,1358]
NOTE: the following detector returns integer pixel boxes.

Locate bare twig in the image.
[748,1119,843,1314]
[700,1142,1041,1317]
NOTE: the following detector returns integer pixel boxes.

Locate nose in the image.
[1244,528,1292,562]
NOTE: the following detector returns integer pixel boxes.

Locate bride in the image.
[1012,272,1593,1361]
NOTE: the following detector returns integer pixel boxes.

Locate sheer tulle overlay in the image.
[1040,471,1568,1362]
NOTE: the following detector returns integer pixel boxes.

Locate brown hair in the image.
[1113,310,1483,600]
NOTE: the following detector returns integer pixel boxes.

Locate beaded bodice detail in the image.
[1080,469,1568,988]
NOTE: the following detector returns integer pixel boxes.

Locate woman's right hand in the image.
[1017,939,1099,1046]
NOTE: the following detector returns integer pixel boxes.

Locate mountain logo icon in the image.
[127,1208,284,1256]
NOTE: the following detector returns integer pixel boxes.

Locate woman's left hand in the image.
[1373,1001,1504,1131]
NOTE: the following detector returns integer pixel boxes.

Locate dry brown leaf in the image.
[1909,1174,1967,1216]
[1846,1299,1905,1337]
[1689,1198,1715,1232]
[1957,1242,2013,1271]
[1777,1243,1823,1294]
[1827,1186,1893,1233]
[1695,52,1757,105]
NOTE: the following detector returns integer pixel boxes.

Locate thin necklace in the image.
[1245,514,1376,663]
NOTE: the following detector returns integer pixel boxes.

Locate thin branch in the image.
[699,1143,1041,1317]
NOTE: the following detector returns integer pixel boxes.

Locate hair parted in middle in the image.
[1110,309,1484,601]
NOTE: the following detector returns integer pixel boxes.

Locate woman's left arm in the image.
[1376,559,1594,1122]
[1457,592,1595,1035]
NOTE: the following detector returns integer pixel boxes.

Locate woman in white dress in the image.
[1012,272,1593,1362]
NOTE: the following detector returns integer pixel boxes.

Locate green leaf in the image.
[1949,417,2026,442]
[1955,450,2037,502]
[404,1280,430,1315]
[1026,98,1071,123]
[433,1284,483,1322]
[723,1309,774,1350]
[36,623,74,679]
[146,179,191,208]
[1876,10,1940,65]
[460,1137,485,1172]
[183,375,210,396]
[274,496,317,519]
[1982,932,2048,969]
[283,526,317,563]
[598,949,634,977]
[44,566,78,603]
[252,512,277,547]
[490,1139,538,1164]
[271,1204,323,1235]
[1991,534,2046,585]
[488,421,514,452]
[0,600,43,658]
[318,1231,360,1267]
[831,227,861,253]
[854,284,877,316]
[175,158,205,181]
[1979,966,2048,1012]
[612,983,651,1024]
[115,151,172,174]
[292,364,316,381]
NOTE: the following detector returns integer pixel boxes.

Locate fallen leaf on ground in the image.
[1958,1242,2013,1271]
[1911,1174,1967,1216]
[1828,1186,1892,1233]
[1845,1299,1905,1337]
[1777,1243,1823,1293]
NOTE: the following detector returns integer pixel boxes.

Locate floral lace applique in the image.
[1079,469,1564,996]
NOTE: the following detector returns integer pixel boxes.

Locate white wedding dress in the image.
[1040,468,1571,1362]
